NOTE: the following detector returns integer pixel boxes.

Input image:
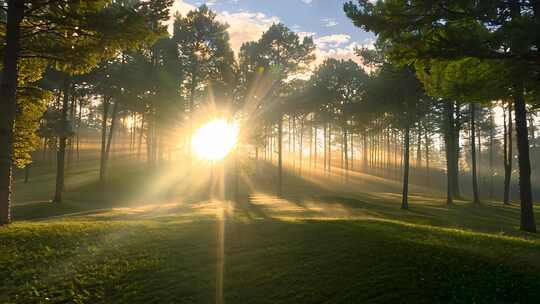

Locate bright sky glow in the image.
[170,0,374,67]
[192,119,239,161]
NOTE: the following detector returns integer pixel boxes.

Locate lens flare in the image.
[192,119,239,161]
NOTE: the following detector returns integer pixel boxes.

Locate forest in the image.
[1,1,540,303]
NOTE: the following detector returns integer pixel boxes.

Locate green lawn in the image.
[2,159,540,303]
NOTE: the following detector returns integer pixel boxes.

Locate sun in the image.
[192,119,239,161]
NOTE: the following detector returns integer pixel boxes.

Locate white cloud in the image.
[169,1,279,54]
[170,0,196,16]
[296,31,316,40]
[315,34,351,49]
[321,18,338,27]
[217,11,280,53]
[306,36,374,74]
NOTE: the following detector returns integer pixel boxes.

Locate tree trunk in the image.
[394,131,399,180]
[67,93,76,168]
[24,165,30,184]
[503,101,512,205]
[386,129,390,171]
[137,116,145,160]
[444,101,455,205]
[529,114,536,148]
[470,103,480,204]
[363,132,368,172]
[343,127,349,181]
[278,118,283,197]
[299,118,304,175]
[489,112,495,200]
[76,98,82,161]
[323,125,327,172]
[234,148,239,202]
[314,127,318,169]
[102,101,119,181]
[309,124,313,169]
[452,103,461,197]
[425,130,430,187]
[0,0,24,225]
[513,86,537,232]
[417,127,422,169]
[401,124,410,210]
[99,97,110,182]
[453,101,462,198]
[289,116,296,172]
[42,138,48,162]
[288,116,292,155]
[350,132,354,171]
[53,76,72,203]
[479,129,484,192]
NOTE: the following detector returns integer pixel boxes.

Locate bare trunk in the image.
[444,101,455,205]
[137,116,145,160]
[402,124,410,210]
[314,127,318,168]
[299,119,304,175]
[53,76,72,203]
[452,102,462,198]
[24,165,30,184]
[513,85,537,232]
[363,132,368,172]
[323,125,327,172]
[0,0,24,224]
[67,94,76,168]
[503,101,513,205]
[417,127,422,169]
[343,128,349,180]
[425,130,430,187]
[76,99,82,161]
[99,97,110,182]
[102,101,119,180]
[470,103,480,204]
[328,124,332,173]
[278,118,283,197]
[350,132,354,171]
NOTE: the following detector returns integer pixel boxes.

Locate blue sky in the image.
[172,0,374,66]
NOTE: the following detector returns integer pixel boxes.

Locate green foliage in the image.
[237,23,315,125]
[173,5,236,110]
[1,0,172,169]
[416,58,512,103]
[344,0,539,118]
[17,0,168,75]
[13,88,50,168]
[365,63,429,128]
[310,58,368,126]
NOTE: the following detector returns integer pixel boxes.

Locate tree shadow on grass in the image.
[249,161,539,238]
[4,216,539,304]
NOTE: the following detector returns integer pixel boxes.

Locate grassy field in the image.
[2,158,540,303]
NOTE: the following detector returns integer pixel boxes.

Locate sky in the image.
[169,0,375,67]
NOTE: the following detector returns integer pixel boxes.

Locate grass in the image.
[2,157,540,303]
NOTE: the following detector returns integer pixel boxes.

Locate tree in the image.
[0,0,161,223]
[238,23,315,196]
[364,61,428,209]
[310,58,368,178]
[417,58,510,204]
[345,0,538,232]
[173,5,235,116]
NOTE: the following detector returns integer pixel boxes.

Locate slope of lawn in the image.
[2,159,540,303]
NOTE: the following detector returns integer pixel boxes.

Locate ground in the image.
[2,158,540,303]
